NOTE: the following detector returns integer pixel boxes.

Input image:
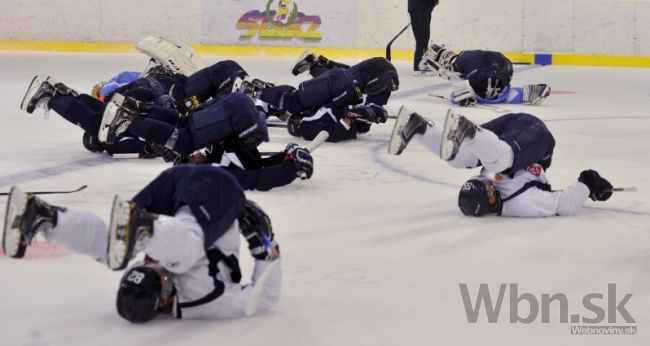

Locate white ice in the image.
[0,52,649,346]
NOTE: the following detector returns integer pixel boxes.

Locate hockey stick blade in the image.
[245,260,280,316]
[611,187,637,192]
[428,93,511,113]
[0,185,87,197]
[386,23,411,61]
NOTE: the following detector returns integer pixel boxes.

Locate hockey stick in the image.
[386,23,411,61]
[298,130,329,179]
[611,187,637,192]
[428,93,511,113]
[0,185,87,197]
[259,130,330,158]
[267,123,287,128]
[245,259,280,316]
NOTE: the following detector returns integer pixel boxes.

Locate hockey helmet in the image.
[457,178,501,216]
[116,263,174,323]
[349,57,399,96]
[82,132,105,153]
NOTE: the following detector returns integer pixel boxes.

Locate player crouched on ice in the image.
[388,108,614,217]
[252,51,398,143]
[20,75,164,157]
[96,89,314,191]
[419,43,551,107]
[2,165,281,322]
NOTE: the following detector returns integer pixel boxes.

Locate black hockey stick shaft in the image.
[386,23,411,61]
[0,185,87,196]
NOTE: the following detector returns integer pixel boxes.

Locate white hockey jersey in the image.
[143,206,282,319]
[481,164,590,217]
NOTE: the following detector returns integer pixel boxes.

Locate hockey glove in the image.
[148,143,181,163]
[578,169,613,201]
[285,144,314,179]
[452,80,477,107]
[348,104,388,124]
[287,114,303,137]
[239,200,278,260]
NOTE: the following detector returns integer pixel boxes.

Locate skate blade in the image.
[107,195,131,270]
[20,76,42,112]
[98,94,125,143]
[387,105,412,155]
[290,49,313,75]
[3,186,28,258]
[440,109,461,161]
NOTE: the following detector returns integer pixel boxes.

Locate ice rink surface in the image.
[0,52,648,346]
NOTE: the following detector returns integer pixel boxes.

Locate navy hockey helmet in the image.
[457,178,501,216]
[349,57,399,96]
[116,263,174,323]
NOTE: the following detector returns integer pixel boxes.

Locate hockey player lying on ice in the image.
[21,65,314,191]
[389,108,614,217]
[253,51,399,143]
[419,43,551,107]
[19,58,254,156]
[2,165,281,323]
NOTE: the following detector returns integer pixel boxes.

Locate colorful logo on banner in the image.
[236,0,322,41]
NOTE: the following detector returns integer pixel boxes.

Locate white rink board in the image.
[0,52,649,346]
[3,0,650,55]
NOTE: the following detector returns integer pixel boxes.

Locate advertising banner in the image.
[202,0,358,47]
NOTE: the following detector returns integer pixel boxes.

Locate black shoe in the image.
[107,196,157,270]
[2,187,63,258]
[440,109,477,161]
[388,106,431,155]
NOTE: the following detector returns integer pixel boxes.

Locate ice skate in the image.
[523,84,551,105]
[21,76,79,114]
[107,195,157,270]
[98,93,150,144]
[21,76,56,114]
[3,187,62,258]
[388,106,431,155]
[419,44,458,78]
[290,50,319,76]
[440,109,477,161]
[239,78,275,98]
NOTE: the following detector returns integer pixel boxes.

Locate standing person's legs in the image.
[409,10,432,71]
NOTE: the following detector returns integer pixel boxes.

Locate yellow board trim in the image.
[1,41,649,68]
[552,53,650,68]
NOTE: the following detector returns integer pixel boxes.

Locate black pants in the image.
[481,113,555,173]
[409,9,433,71]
